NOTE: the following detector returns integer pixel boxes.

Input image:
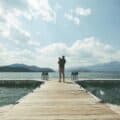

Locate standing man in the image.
[58,56,66,82]
[58,57,62,82]
[61,56,66,82]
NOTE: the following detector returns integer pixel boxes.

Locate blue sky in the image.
[0,0,120,68]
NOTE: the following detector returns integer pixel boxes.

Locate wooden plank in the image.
[1,80,120,120]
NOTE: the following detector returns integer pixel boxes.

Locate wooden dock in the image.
[2,80,120,120]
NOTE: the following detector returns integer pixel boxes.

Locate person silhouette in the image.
[58,56,66,82]
[58,57,62,82]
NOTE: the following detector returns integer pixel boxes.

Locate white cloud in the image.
[0,0,56,23]
[0,43,35,65]
[0,37,120,68]
[28,40,40,46]
[1,30,10,37]
[11,29,30,44]
[0,1,119,69]
[0,4,31,47]
[75,7,91,16]
[0,6,4,16]
[73,17,80,25]
[0,43,6,52]
[0,43,10,64]
[0,4,30,38]
[36,37,120,68]
[0,0,55,48]
[27,0,56,22]
[64,7,92,25]
[64,13,80,25]
[39,43,69,57]
[64,13,73,20]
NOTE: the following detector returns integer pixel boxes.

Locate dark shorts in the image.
[60,68,64,73]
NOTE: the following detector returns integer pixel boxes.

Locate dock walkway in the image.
[2,80,120,120]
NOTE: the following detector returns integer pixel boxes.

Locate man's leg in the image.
[63,71,65,82]
[59,71,61,82]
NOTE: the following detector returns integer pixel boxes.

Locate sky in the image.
[0,0,120,69]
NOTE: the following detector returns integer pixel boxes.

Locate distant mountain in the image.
[8,64,27,68]
[0,64,54,72]
[86,61,120,72]
[68,61,120,72]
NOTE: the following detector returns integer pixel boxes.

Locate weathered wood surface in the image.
[2,80,120,120]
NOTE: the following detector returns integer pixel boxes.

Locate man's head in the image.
[62,56,65,58]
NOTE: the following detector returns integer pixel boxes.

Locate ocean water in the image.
[0,72,44,107]
[77,80,120,105]
[0,87,34,106]
[0,72,120,106]
[0,72,120,80]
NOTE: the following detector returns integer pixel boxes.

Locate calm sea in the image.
[0,72,120,80]
[0,72,120,106]
[77,81,120,105]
